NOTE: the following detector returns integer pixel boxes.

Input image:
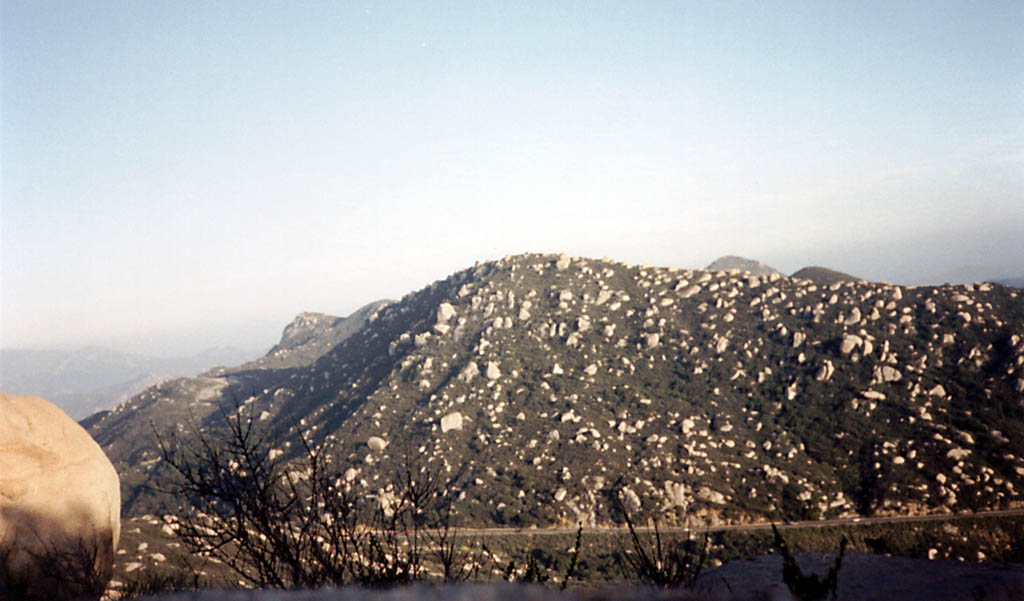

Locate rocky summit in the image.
[790,266,859,286]
[704,255,780,276]
[87,253,1024,528]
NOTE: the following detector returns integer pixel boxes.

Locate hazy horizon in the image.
[3,1,1022,357]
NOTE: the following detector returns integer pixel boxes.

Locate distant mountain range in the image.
[86,252,1024,529]
[0,346,259,419]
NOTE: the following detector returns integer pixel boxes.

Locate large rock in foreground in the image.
[0,393,121,600]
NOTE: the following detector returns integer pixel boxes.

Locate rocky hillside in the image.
[87,253,1024,528]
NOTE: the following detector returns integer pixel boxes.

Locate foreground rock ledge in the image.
[0,393,121,601]
[138,553,1024,601]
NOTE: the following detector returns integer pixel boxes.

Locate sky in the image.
[2,1,1022,356]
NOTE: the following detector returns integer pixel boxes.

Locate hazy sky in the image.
[3,1,1022,356]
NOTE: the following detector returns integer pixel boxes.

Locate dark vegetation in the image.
[773,524,846,601]
[613,498,708,588]
[1,529,111,601]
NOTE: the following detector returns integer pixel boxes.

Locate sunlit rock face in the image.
[0,393,121,601]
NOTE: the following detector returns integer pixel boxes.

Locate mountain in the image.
[87,253,1024,529]
[995,277,1024,289]
[0,346,258,419]
[705,255,780,276]
[791,266,860,286]
[233,300,392,372]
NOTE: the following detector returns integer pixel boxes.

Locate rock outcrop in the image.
[0,393,120,601]
[791,266,859,285]
[705,255,780,276]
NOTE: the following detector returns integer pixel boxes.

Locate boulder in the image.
[947,448,971,461]
[844,306,862,326]
[440,412,463,433]
[459,361,479,383]
[620,487,642,514]
[436,302,456,324]
[0,393,120,601]
[840,334,863,354]
[874,365,902,383]
[815,360,835,381]
[697,486,727,505]
[679,284,702,299]
[664,480,687,508]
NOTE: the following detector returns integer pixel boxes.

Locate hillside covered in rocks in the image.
[87,253,1024,528]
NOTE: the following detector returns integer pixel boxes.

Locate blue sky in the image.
[2,1,1022,355]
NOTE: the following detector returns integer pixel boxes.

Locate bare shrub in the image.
[1,527,110,601]
[614,489,709,588]
[115,565,203,599]
[155,400,475,588]
[772,523,847,601]
[428,497,481,583]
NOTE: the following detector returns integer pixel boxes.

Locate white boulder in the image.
[440,412,463,433]
[840,334,863,354]
[620,487,642,514]
[436,302,456,324]
[459,361,479,383]
[0,394,121,601]
[680,285,702,299]
[815,360,835,381]
[874,365,902,383]
[664,481,687,509]
[697,486,727,505]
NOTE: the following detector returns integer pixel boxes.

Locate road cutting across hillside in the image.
[455,507,1024,537]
